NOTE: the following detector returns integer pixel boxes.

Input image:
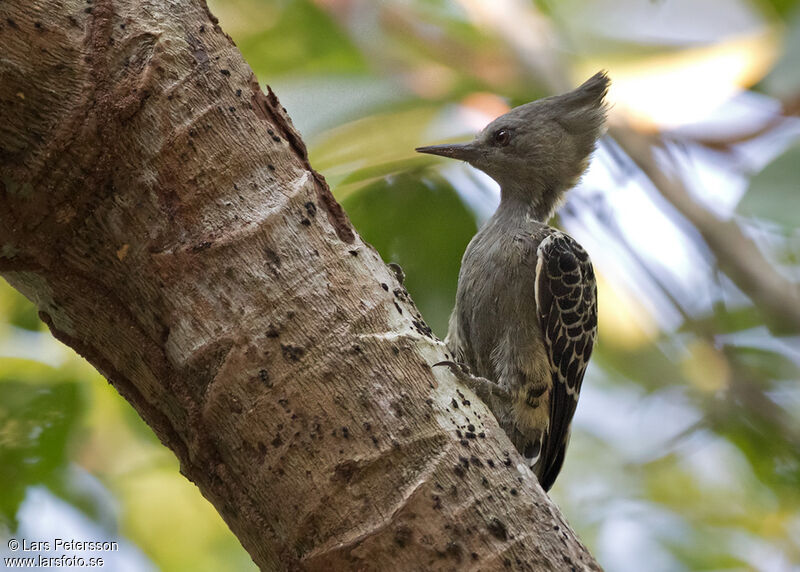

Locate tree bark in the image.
[0,1,600,569]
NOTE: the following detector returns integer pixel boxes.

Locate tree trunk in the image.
[0,0,600,569]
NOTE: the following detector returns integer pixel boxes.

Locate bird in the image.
[416,72,607,491]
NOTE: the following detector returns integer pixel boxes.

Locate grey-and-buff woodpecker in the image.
[417,72,608,491]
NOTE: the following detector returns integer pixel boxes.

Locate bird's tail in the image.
[507,424,544,470]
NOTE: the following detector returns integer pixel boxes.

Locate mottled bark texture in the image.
[0,1,600,570]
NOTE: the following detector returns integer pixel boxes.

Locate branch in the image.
[0,0,599,569]
[611,126,800,335]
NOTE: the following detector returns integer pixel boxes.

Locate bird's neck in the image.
[495,182,566,225]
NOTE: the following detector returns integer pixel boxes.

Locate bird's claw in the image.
[432,360,511,406]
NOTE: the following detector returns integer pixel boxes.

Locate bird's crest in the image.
[549,71,610,135]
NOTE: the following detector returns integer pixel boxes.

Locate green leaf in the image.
[762,5,800,98]
[760,0,800,21]
[728,345,800,381]
[234,0,367,78]
[340,171,477,336]
[0,279,43,332]
[0,365,85,527]
[738,143,800,227]
[593,341,688,392]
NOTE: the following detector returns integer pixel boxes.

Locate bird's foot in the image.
[432,360,512,408]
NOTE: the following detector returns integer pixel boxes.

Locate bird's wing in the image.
[534,231,597,491]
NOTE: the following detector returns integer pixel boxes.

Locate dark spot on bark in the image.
[392,346,399,355]
[394,525,412,548]
[470,456,483,467]
[478,432,485,438]
[271,434,283,448]
[462,399,471,406]
[503,457,512,467]
[236,89,242,97]
[488,518,508,541]
[381,283,389,291]
[351,344,362,354]
[199,24,205,32]
[341,426,350,439]
[258,369,272,387]
[363,422,371,432]
[390,398,406,418]
[467,424,475,432]
[349,249,358,256]
[486,459,495,467]
[304,202,317,217]
[192,241,212,252]
[84,7,92,13]
[371,436,379,446]
[34,21,42,29]
[445,542,463,562]
[281,344,305,362]
[460,439,469,447]
[220,69,230,76]
[510,488,518,496]
[393,301,403,315]
[465,432,476,439]
[266,324,279,338]
[264,247,281,271]
[412,319,433,338]
[503,558,512,568]
[334,459,357,483]
[451,398,459,409]
[267,164,275,171]
[472,552,479,561]
[453,464,466,478]
[228,106,235,112]
[300,218,311,226]
[272,135,282,143]
[482,476,489,487]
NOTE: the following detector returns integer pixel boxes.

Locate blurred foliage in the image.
[0,366,83,526]
[738,143,800,227]
[236,0,368,77]
[3,0,800,570]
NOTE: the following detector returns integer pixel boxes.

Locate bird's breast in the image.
[454,223,546,383]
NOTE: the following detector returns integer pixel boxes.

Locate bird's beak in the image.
[415,142,479,162]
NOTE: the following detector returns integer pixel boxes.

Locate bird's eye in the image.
[494,129,511,146]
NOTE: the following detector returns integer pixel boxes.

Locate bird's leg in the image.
[433,361,512,419]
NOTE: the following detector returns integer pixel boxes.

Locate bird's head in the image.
[417,71,609,220]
